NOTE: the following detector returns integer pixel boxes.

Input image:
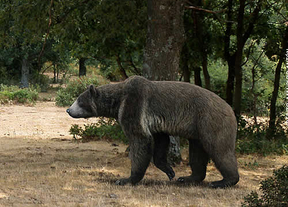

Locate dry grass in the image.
[0,137,287,207]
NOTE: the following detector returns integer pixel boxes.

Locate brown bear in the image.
[67,76,239,188]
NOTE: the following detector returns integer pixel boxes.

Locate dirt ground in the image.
[0,101,287,207]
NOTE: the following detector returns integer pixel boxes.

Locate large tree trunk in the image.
[143,0,185,164]
[143,0,185,81]
[79,58,87,77]
[20,58,29,88]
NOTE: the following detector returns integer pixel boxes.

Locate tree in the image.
[221,0,264,119]
[267,24,288,136]
[0,0,62,87]
[143,0,186,164]
[52,0,147,79]
[181,0,217,88]
[143,0,185,81]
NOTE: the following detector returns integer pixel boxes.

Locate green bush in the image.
[55,76,101,107]
[242,165,288,207]
[69,118,127,143]
[31,73,51,92]
[0,84,38,104]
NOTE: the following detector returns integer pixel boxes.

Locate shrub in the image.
[0,84,38,104]
[69,118,127,143]
[242,165,288,207]
[55,76,102,107]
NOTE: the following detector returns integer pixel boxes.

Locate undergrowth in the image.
[237,116,288,155]
[0,84,38,104]
[242,165,288,207]
[69,118,127,143]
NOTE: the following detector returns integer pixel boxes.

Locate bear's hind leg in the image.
[210,151,239,188]
[153,133,175,181]
[115,134,153,186]
[177,139,209,184]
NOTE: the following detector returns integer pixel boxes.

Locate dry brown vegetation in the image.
[0,102,287,207]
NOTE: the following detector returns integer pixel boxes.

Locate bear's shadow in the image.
[96,176,210,188]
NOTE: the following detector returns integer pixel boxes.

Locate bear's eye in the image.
[78,99,85,107]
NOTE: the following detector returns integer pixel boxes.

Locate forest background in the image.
[0,0,287,155]
[0,1,288,206]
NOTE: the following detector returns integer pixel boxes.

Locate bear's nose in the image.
[66,109,70,114]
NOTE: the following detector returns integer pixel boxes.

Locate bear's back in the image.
[123,76,236,138]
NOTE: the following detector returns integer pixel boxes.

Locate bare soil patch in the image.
[0,102,287,207]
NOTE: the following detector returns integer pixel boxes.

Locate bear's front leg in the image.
[115,135,153,186]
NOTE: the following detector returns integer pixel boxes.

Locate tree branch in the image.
[185,5,226,14]
[241,40,256,66]
[242,0,263,45]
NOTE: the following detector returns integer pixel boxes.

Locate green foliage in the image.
[55,76,101,107]
[236,117,288,155]
[0,84,38,104]
[69,118,127,143]
[242,165,288,207]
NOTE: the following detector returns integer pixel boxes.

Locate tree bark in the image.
[143,0,185,81]
[20,58,29,88]
[143,0,185,164]
[79,58,87,77]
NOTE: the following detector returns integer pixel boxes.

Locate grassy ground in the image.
[0,135,287,207]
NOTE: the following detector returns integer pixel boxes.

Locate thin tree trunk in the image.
[226,56,236,106]
[20,58,29,88]
[181,45,191,82]
[79,58,87,77]
[267,25,288,137]
[193,67,202,86]
[251,62,257,126]
[233,0,245,120]
[116,55,128,80]
[202,53,210,90]
[224,0,234,106]
[53,63,57,83]
[267,58,284,137]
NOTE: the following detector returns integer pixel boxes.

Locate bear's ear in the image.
[89,85,98,97]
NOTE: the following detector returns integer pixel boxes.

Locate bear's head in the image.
[66,85,98,118]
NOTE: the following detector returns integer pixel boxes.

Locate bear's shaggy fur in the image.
[67,76,239,188]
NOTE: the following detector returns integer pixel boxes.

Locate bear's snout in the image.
[66,109,70,114]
